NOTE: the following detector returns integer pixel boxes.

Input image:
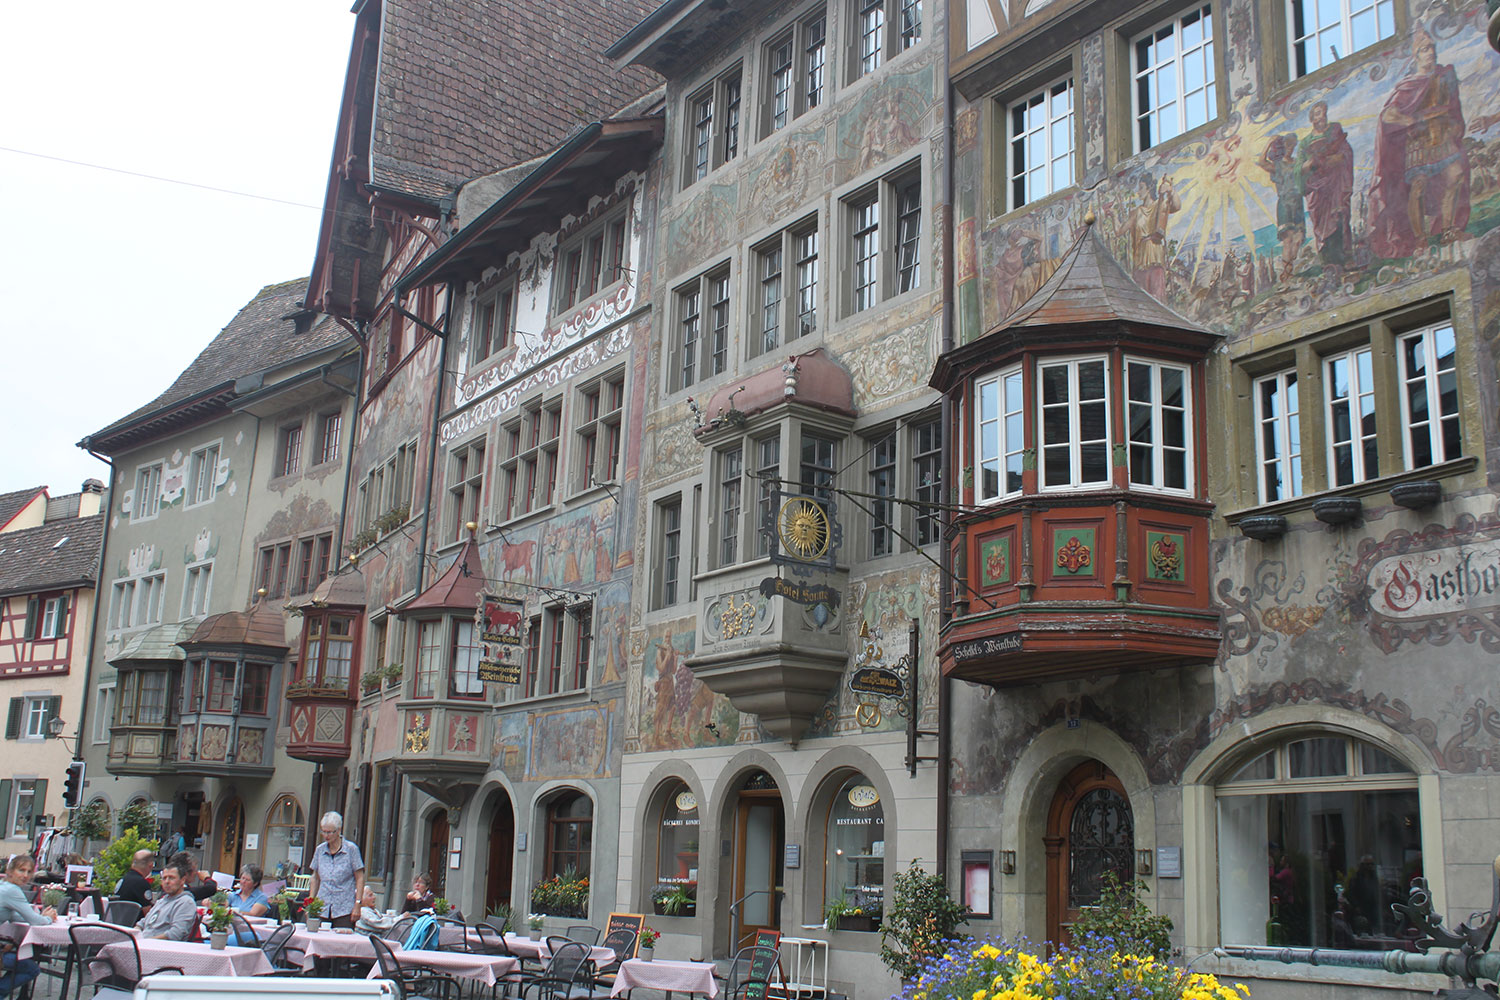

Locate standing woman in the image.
[0,854,57,996]
[307,811,366,930]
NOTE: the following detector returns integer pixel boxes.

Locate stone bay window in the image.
[930,219,1221,686]
[171,607,287,778]
[683,348,857,744]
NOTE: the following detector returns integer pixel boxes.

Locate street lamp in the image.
[45,714,77,752]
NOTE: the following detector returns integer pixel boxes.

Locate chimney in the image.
[79,479,105,518]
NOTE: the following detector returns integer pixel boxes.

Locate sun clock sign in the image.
[765,489,843,576]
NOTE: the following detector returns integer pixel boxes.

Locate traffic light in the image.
[62,760,85,809]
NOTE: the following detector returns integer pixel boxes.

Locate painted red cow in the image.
[501,540,535,579]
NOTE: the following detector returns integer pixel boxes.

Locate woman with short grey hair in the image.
[309,810,365,929]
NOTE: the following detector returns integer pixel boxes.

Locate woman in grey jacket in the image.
[0,854,57,997]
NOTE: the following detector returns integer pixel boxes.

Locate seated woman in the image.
[354,886,384,932]
[401,874,435,913]
[228,864,270,917]
[0,855,57,998]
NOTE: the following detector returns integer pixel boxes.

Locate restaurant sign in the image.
[952,633,1024,661]
[848,666,905,699]
[1369,543,1500,619]
[477,658,522,685]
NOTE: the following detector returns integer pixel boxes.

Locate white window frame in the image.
[751,216,820,358]
[653,496,686,610]
[315,409,343,466]
[9,780,38,838]
[764,10,828,135]
[554,210,630,318]
[22,697,49,740]
[1007,76,1075,211]
[1253,369,1303,504]
[181,561,214,619]
[132,463,163,523]
[850,0,922,82]
[844,164,922,314]
[497,399,561,521]
[574,370,626,493]
[1131,4,1217,152]
[685,66,743,185]
[471,279,518,366]
[1287,0,1395,79]
[108,570,167,633]
[1398,321,1461,471]
[672,266,731,392]
[446,437,487,543]
[40,597,64,640]
[716,446,745,568]
[1037,355,1112,492]
[276,422,304,478]
[185,441,221,508]
[93,685,116,744]
[1323,345,1377,487]
[975,366,1025,504]
[1124,357,1194,495]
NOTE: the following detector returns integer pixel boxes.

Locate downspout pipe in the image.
[936,30,957,887]
[413,286,454,595]
[74,448,116,763]
[333,332,368,569]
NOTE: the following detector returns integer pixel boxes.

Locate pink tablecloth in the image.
[95,938,274,979]
[16,917,138,960]
[291,926,377,969]
[368,950,518,987]
[612,958,719,997]
[497,933,614,965]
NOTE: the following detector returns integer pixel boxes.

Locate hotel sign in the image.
[1369,543,1500,619]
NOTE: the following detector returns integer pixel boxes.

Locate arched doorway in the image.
[427,810,450,896]
[485,791,515,917]
[730,770,784,952]
[217,796,244,876]
[1045,760,1134,948]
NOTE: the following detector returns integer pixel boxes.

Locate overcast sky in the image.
[1,2,354,496]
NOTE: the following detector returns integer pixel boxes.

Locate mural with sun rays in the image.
[960,0,1500,345]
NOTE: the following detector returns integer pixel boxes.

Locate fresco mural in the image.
[528,702,614,779]
[966,4,1500,342]
[633,629,737,753]
[539,501,618,590]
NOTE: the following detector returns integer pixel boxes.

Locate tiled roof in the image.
[84,279,349,451]
[0,487,46,532]
[997,218,1210,334]
[184,604,289,651]
[0,514,103,598]
[369,0,663,203]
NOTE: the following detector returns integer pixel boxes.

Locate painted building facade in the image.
[0,483,103,855]
[607,1,946,995]
[78,279,356,880]
[302,0,662,914]
[941,0,1500,995]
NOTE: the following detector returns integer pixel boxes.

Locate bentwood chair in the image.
[563,925,599,947]
[71,924,184,1000]
[521,942,593,1000]
[370,933,461,1000]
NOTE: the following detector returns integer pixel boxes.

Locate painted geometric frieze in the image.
[1053,528,1095,576]
[1145,531,1186,582]
[289,706,311,744]
[701,588,773,646]
[313,707,344,743]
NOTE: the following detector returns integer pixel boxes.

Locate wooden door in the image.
[485,795,515,918]
[1045,760,1134,948]
[217,797,243,875]
[427,810,449,896]
[732,791,784,951]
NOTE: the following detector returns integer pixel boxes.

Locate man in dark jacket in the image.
[114,850,155,909]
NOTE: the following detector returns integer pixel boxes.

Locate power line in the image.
[0,145,322,210]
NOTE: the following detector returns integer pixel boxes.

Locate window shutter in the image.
[0,780,10,836]
[23,597,38,640]
[54,594,68,637]
[5,698,20,740]
[46,696,62,731]
[31,779,47,831]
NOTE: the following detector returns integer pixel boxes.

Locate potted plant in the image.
[879,861,968,982]
[433,897,451,916]
[487,903,514,934]
[269,892,293,924]
[527,912,545,941]
[305,895,325,932]
[384,662,405,688]
[361,672,384,694]
[653,883,696,917]
[638,925,660,961]
[41,888,66,913]
[93,826,159,896]
[207,902,231,950]
[825,892,880,932]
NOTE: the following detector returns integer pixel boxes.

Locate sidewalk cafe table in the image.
[14,916,136,960]
[498,933,615,966]
[292,925,380,971]
[366,949,518,988]
[610,959,719,998]
[94,938,274,979]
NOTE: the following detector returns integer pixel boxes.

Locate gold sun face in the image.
[778,497,831,559]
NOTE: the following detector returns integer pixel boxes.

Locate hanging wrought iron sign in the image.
[848,666,905,699]
[476,593,526,685]
[848,620,910,728]
[764,489,843,576]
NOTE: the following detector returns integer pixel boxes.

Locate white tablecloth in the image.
[291,926,378,969]
[612,958,719,997]
[95,938,274,979]
[367,949,518,987]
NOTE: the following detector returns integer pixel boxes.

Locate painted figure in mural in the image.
[1296,102,1355,281]
[1369,25,1471,258]
[1258,134,1306,280]
[1130,174,1181,298]
[651,631,681,746]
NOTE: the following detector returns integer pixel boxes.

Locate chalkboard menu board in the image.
[606,912,645,958]
[743,930,782,1000]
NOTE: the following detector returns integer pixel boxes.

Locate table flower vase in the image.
[640,946,653,961]
[210,930,228,950]
[529,928,542,941]
[307,915,323,933]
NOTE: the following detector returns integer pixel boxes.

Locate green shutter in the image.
[46,696,62,732]
[5,699,20,740]
[23,598,38,640]
[31,779,48,831]
[0,780,11,836]
[54,594,69,638]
